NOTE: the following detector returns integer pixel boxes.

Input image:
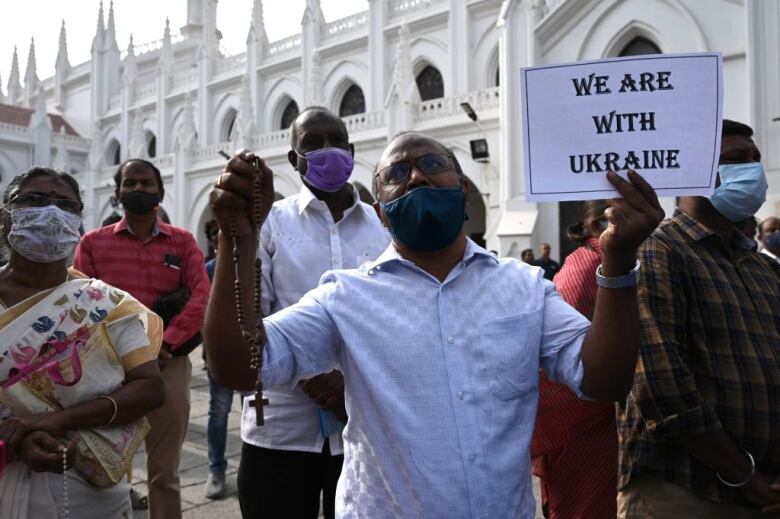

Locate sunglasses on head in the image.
[375,153,454,186]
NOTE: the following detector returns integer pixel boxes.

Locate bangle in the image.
[716,449,755,488]
[96,396,118,429]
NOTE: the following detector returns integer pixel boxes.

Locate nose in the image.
[406,164,431,189]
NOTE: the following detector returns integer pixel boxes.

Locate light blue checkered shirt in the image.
[262,239,591,518]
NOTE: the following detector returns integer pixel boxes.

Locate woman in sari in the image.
[0,167,165,519]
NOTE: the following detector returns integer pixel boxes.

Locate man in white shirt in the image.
[758,216,780,263]
[205,132,664,517]
[223,107,388,518]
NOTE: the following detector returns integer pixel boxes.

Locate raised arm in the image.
[578,171,665,402]
[203,151,275,391]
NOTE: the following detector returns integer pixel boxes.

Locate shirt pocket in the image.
[479,313,540,401]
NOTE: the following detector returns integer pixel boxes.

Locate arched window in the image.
[146,132,157,158]
[415,65,444,101]
[221,109,238,142]
[106,139,121,166]
[618,36,661,57]
[339,85,366,117]
[280,100,300,130]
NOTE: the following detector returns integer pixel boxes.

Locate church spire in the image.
[159,18,174,72]
[23,37,40,107]
[92,1,105,53]
[7,46,21,104]
[56,20,70,71]
[105,0,119,52]
[123,34,137,86]
[248,0,268,45]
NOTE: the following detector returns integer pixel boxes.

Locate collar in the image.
[367,237,499,272]
[671,209,756,252]
[114,216,170,238]
[296,183,361,216]
[761,248,780,262]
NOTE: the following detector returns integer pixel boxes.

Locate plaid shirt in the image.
[617,209,780,503]
[74,217,210,350]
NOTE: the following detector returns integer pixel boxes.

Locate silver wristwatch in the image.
[595,260,641,289]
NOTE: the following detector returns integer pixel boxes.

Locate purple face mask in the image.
[298,147,354,192]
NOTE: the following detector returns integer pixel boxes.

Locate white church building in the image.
[0,0,777,259]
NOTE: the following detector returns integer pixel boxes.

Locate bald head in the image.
[372,132,464,201]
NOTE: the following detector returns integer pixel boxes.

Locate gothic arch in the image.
[473,23,501,89]
[410,35,449,95]
[323,59,368,114]
[263,77,302,132]
[577,0,707,60]
[213,94,239,143]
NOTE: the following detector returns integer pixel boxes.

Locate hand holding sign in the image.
[600,170,665,275]
[521,53,723,201]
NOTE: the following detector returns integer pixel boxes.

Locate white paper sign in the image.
[521,53,723,202]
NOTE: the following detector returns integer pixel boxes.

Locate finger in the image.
[224,151,258,182]
[626,170,664,213]
[159,349,173,360]
[35,432,66,453]
[606,171,655,214]
[604,204,631,229]
[210,188,249,215]
[762,503,780,516]
[215,169,254,198]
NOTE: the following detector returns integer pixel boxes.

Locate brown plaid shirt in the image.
[617,209,780,503]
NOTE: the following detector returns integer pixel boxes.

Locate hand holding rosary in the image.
[219,150,269,425]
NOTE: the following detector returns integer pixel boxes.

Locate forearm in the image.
[678,430,754,483]
[203,231,262,391]
[580,284,640,402]
[52,367,165,431]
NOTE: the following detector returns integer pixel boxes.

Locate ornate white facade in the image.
[0,0,777,258]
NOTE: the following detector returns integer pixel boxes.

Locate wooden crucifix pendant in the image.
[253,391,269,426]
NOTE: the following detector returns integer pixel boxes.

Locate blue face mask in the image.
[380,186,466,251]
[709,163,767,222]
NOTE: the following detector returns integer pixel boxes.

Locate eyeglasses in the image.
[374,154,454,185]
[9,192,83,214]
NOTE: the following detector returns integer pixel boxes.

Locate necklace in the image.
[229,157,268,426]
[61,445,69,519]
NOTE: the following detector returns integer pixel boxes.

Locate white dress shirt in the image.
[261,239,592,518]
[241,184,389,454]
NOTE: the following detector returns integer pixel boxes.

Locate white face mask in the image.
[7,206,82,263]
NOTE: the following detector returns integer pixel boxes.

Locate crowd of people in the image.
[0,105,776,519]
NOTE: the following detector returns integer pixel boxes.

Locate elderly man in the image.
[205,132,663,517]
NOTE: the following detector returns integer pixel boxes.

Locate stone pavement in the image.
[131,352,544,518]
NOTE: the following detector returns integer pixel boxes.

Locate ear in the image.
[114,187,120,201]
[158,187,165,203]
[372,201,389,229]
[287,149,298,170]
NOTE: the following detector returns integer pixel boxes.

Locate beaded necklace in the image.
[229,157,268,425]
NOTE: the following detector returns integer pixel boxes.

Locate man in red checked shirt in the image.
[74,158,210,519]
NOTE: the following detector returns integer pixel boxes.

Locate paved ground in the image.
[132,353,543,518]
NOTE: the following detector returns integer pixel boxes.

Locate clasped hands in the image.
[0,415,77,473]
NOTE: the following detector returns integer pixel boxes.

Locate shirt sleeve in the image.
[630,236,722,437]
[163,233,211,349]
[258,221,277,316]
[73,236,96,277]
[538,278,591,398]
[260,279,342,389]
[107,316,156,372]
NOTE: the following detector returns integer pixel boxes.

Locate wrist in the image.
[600,253,637,277]
[718,449,755,488]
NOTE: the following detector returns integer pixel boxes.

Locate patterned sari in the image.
[0,271,161,519]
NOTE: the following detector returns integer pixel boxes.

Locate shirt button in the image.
[447,336,454,344]
[457,391,464,400]
[331,229,337,235]
[333,257,341,263]
[468,454,476,462]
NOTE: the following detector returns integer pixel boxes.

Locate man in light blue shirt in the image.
[206,132,665,517]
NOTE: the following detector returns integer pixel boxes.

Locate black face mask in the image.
[121,191,160,215]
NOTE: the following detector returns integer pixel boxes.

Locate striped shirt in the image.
[617,209,780,503]
[531,237,617,519]
[73,217,210,350]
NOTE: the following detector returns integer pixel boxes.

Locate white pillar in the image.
[448,0,469,96]
[367,0,387,112]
